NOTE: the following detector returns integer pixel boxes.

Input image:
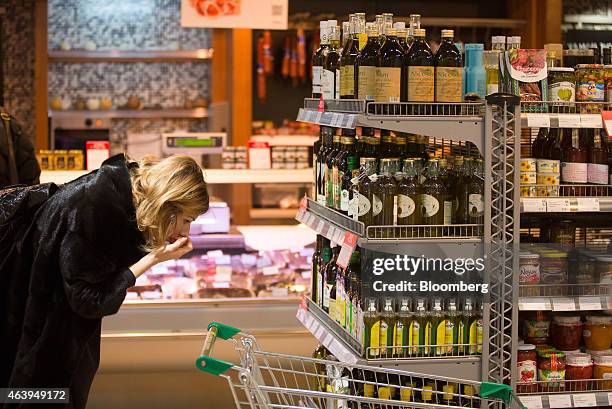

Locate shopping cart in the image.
[196,322,527,409]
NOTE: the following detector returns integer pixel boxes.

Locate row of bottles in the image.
[312,345,481,406]
[310,237,484,359]
[312,126,484,229]
[312,13,463,103]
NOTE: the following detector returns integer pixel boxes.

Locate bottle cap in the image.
[393,22,406,29]
[567,353,593,366]
[518,344,536,351]
[414,28,426,37]
[320,21,329,29]
[327,19,338,27]
[441,29,454,38]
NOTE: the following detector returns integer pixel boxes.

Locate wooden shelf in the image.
[48,49,213,63]
[48,108,208,119]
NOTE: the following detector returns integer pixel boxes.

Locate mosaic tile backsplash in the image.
[48,0,212,154]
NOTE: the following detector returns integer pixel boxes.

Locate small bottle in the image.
[394,298,412,358]
[312,21,330,98]
[379,297,397,357]
[464,44,486,99]
[491,36,506,51]
[321,25,341,100]
[356,24,381,101]
[404,28,435,102]
[363,298,381,359]
[354,157,378,226]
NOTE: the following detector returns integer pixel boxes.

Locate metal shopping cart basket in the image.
[196,322,526,409]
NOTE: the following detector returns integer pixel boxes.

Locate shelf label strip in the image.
[576,198,600,212]
[572,393,597,407]
[523,198,547,213]
[578,296,602,310]
[546,198,571,212]
[519,395,543,409]
[557,114,581,128]
[548,394,572,408]
[552,298,576,311]
[518,298,551,311]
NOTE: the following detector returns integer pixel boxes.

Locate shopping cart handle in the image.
[479,382,527,409]
[195,322,241,376]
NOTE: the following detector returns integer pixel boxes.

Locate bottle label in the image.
[469,320,478,354]
[358,34,368,51]
[395,322,404,350]
[372,194,383,216]
[435,67,463,102]
[400,388,412,402]
[422,385,433,401]
[369,321,381,356]
[375,67,402,102]
[335,170,344,207]
[335,69,340,98]
[358,66,377,100]
[468,194,484,216]
[346,299,352,334]
[442,384,456,401]
[421,194,440,217]
[577,81,605,102]
[519,263,540,284]
[312,66,322,94]
[548,81,575,102]
[587,163,609,184]
[326,172,334,207]
[435,320,446,355]
[340,65,355,97]
[380,321,388,349]
[321,69,336,99]
[363,384,375,398]
[445,320,455,354]
[340,189,350,212]
[323,283,332,309]
[561,162,588,183]
[487,83,499,95]
[407,66,435,102]
[397,194,416,218]
[357,193,371,217]
[331,167,339,206]
[317,274,324,308]
[411,321,421,353]
[443,201,453,225]
[518,359,537,384]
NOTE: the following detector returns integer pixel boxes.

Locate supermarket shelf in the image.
[521,196,612,213]
[249,208,299,219]
[297,99,485,151]
[40,168,313,185]
[297,298,482,379]
[48,108,208,119]
[48,48,213,62]
[518,295,610,311]
[521,112,603,128]
[250,134,318,146]
[519,386,612,408]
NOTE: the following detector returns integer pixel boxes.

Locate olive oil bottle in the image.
[341,155,358,217]
[363,298,381,359]
[428,297,446,356]
[322,24,341,100]
[396,159,421,229]
[354,158,378,226]
[445,298,460,355]
[376,28,404,103]
[311,235,323,305]
[467,158,484,230]
[420,159,447,230]
[434,30,463,102]
[373,158,399,227]
[458,297,475,355]
[394,298,412,358]
[313,344,330,391]
[394,134,407,160]
[312,132,322,201]
[340,15,361,99]
[379,297,396,357]
[438,158,454,226]
[323,245,340,315]
[404,29,434,102]
[344,250,360,335]
[379,132,395,158]
[412,298,428,356]
[325,132,341,208]
[317,127,334,205]
[334,129,358,211]
[317,239,332,309]
[312,21,330,98]
[356,24,380,102]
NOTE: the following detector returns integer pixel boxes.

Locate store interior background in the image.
[0,0,609,408]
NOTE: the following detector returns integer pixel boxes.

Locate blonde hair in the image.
[130,155,209,251]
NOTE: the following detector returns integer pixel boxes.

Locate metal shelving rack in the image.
[515,101,612,409]
[295,95,522,389]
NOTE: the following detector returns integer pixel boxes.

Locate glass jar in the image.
[548,67,575,106]
[575,64,605,113]
[538,351,566,392]
[605,65,612,103]
[550,315,583,351]
[593,354,612,389]
[519,252,540,296]
[584,315,612,351]
[576,252,597,293]
[517,344,538,393]
[565,353,593,391]
[539,251,568,296]
[523,311,551,345]
[550,220,576,249]
[595,255,612,292]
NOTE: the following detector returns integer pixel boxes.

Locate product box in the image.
[504,49,548,112]
[86,141,110,171]
[248,141,271,169]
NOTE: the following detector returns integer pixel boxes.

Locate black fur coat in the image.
[1,154,145,408]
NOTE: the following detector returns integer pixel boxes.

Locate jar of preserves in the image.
[596,255,612,290]
[548,67,575,106]
[538,351,566,391]
[575,64,605,113]
[550,315,583,351]
[565,353,593,391]
[519,252,540,296]
[584,315,612,351]
[576,252,597,293]
[539,251,568,296]
[517,344,538,393]
[593,354,612,389]
[523,311,551,345]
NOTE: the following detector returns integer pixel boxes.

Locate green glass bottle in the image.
[323,245,340,315]
[334,130,357,211]
[467,158,484,231]
[379,132,395,159]
[420,159,446,230]
[394,298,412,358]
[354,157,378,226]
[394,134,407,160]
[379,297,397,357]
[340,15,361,99]
[376,28,405,103]
[341,156,358,217]
[325,132,341,208]
[397,159,421,229]
[322,25,341,100]
[356,24,380,102]
[317,241,332,309]
[434,29,463,102]
[316,127,334,205]
[404,28,434,102]
[373,158,399,227]
[363,297,381,359]
[311,235,323,304]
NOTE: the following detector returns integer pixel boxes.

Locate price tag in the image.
[519,395,543,409]
[296,208,306,222]
[518,298,551,311]
[552,298,576,311]
[572,393,597,407]
[577,198,600,212]
[333,229,345,244]
[580,114,603,128]
[315,111,323,123]
[336,231,358,269]
[314,325,325,340]
[557,114,581,128]
[306,214,317,228]
[546,198,571,212]
[522,198,547,213]
[323,333,334,347]
[603,111,612,136]
[527,113,551,128]
[327,225,336,241]
[608,392,612,405]
[548,394,573,408]
[346,114,357,128]
[579,296,602,310]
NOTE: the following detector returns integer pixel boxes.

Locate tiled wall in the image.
[48,0,211,154]
[1,0,36,140]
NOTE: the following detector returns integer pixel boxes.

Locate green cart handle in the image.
[195,322,241,376]
[479,382,527,409]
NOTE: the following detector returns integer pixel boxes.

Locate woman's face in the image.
[167,212,197,243]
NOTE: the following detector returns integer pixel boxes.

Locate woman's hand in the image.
[152,236,194,263]
[129,237,193,278]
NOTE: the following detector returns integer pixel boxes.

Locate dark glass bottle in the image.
[394,134,407,159]
[354,158,378,226]
[380,132,396,158]
[312,131,322,201]
[325,132,342,208]
[376,28,405,103]
[373,158,399,227]
[311,235,323,304]
[363,135,381,160]
[396,28,409,52]
[420,159,447,228]
[588,129,609,186]
[453,156,468,224]
[341,156,358,217]
[404,28,435,102]
[397,159,421,229]
[316,127,334,205]
[335,130,358,211]
[340,16,361,99]
[467,159,484,230]
[317,242,332,308]
[434,29,463,103]
[560,128,588,187]
[544,128,562,161]
[323,245,340,314]
[531,127,548,159]
[322,25,341,100]
[312,21,330,98]
[356,24,381,102]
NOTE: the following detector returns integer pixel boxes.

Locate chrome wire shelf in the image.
[521,184,612,198]
[521,100,610,114]
[304,98,365,113]
[519,283,609,297]
[366,224,483,240]
[518,379,611,394]
[366,102,484,117]
[366,344,482,360]
[307,199,365,236]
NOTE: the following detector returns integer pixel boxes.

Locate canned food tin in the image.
[284,147,298,162]
[53,150,68,170]
[271,147,286,161]
[296,147,309,161]
[234,160,248,170]
[67,150,84,170]
[521,186,538,197]
[537,159,561,174]
[38,150,54,170]
[521,172,537,185]
[536,185,560,197]
[521,158,537,172]
[537,172,561,185]
[234,147,248,161]
[296,160,310,169]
